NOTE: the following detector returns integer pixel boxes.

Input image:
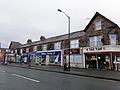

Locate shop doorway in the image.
[97,55,106,69]
[85,55,97,69]
[85,54,106,69]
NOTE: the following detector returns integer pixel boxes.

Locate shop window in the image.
[66,55,82,63]
[49,55,55,63]
[41,55,46,64]
[49,55,61,64]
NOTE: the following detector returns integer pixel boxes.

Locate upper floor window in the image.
[54,42,61,50]
[70,39,79,48]
[15,49,17,54]
[109,34,116,45]
[11,50,14,53]
[33,46,37,52]
[89,36,102,47]
[20,49,23,54]
[95,21,101,30]
[42,44,47,51]
[26,48,29,52]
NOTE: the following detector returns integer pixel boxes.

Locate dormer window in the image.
[95,20,101,30]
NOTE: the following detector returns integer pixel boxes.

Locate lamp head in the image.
[58,9,62,12]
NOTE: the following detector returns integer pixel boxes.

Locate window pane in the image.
[96,36,102,47]
[70,40,79,48]
[42,44,47,51]
[73,55,82,63]
[109,34,116,45]
[90,37,95,47]
[54,42,61,50]
[95,21,101,30]
[89,36,102,47]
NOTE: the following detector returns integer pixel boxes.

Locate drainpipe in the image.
[110,52,113,70]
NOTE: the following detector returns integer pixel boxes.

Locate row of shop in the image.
[4,48,84,68]
[5,50,62,66]
[4,46,120,71]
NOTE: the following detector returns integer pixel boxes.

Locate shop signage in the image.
[36,51,61,56]
[64,48,80,55]
[86,47,105,51]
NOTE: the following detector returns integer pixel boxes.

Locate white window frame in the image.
[54,42,61,50]
[11,50,13,53]
[90,37,95,47]
[70,39,79,48]
[33,46,37,52]
[89,36,102,47]
[109,34,116,45]
[20,49,23,54]
[26,48,29,52]
[15,49,17,54]
[42,44,47,51]
[95,21,101,30]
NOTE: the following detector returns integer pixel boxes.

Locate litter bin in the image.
[64,62,67,71]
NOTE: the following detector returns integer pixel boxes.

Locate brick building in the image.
[8,12,120,70]
[83,12,120,70]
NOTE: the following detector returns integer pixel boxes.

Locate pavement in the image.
[3,63,120,81]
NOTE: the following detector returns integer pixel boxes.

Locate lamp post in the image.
[58,9,70,71]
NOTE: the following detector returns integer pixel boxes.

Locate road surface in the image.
[0,65,120,90]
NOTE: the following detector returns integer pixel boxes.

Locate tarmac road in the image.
[0,65,120,90]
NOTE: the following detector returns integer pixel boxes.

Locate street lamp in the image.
[58,9,70,71]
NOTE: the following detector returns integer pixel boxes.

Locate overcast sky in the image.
[0,0,120,48]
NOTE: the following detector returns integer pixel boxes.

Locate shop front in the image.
[63,48,84,68]
[28,52,36,65]
[83,46,120,70]
[20,53,28,64]
[0,52,4,63]
[5,53,15,64]
[85,52,111,70]
[36,50,62,66]
[112,53,120,71]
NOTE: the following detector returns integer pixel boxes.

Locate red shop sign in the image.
[64,48,80,55]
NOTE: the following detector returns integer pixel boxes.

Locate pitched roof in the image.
[9,41,22,49]
[20,30,85,48]
[84,12,119,32]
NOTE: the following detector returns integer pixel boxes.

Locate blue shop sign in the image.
[41,52,47,55]
[36,51,61,56]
